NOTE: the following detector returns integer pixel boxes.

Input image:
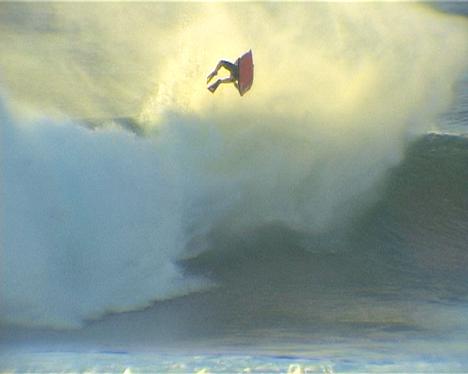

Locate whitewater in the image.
[1,2,468,372]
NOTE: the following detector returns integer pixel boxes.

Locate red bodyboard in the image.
[238,50,254,96]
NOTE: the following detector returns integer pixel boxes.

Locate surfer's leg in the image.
[218,60,237,75]
[207,60,236,84]
[208,77,235,93]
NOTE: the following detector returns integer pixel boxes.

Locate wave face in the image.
[175,133,468,339]
[0,3,467,329]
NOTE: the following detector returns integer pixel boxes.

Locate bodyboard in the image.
[238,50,254,96]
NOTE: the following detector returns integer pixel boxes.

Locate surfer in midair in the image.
[206,58,240,94]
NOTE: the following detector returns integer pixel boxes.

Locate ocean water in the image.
[1,2,467,373]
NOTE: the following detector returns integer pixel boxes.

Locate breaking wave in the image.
[0,2,467,328]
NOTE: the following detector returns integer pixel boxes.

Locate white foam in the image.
[1,3,466,329]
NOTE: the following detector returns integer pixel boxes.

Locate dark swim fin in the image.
[208,80,221,93]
